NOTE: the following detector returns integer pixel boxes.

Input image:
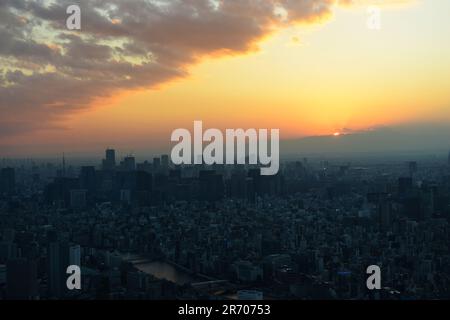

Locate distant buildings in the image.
[153,157,161,172]
[48,241,72,298]
[1,148,450,300]
[102,149,116,171]
[122,155,136,171]
[408,161,418,177]
[161,155,169,169]
[69,245,81,267]
[0,168,15,195]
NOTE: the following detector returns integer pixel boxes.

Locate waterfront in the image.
[134,261,199,285]
[121,253,202,285]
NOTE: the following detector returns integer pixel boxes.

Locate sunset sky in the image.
[1,0,449,157]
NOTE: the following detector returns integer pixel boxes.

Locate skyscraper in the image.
[161,154,169,168]
[69,245,81,266]
[48,241,70,298]
[153,157,161,172]
[120,155,136,171]
[102,149,116,170]
[62,153,66,177]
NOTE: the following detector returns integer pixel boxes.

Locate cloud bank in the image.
[0,0,406,140]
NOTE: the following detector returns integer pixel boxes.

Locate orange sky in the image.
[2,0,450,156]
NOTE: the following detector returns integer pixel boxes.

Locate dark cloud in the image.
[0,0,366,139]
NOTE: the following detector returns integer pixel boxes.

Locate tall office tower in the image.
[48,242,61,298]
[106,149,116,166]
[69,245,81,266]
[48,242,70,298]
[153,157,161,171]
[160,154,169,175]
[6,258,38,300]
[0,167,16,195]
[448,150,450,166]
[123,155,136,171]
[102,149,116,170]
[161,154,169,168]
[62,153,66,177]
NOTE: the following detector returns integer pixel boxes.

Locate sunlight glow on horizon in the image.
[2,0,450,155]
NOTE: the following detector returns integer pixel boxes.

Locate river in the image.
[121,253,202,285]
[134,261,199,285]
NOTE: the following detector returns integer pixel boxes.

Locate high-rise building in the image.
[102,149,116,170]
[48,242,61,298]
[153,157,161,171]
[0,167,16,195]
[122,156,136,171]
[106,149,116,165]
[448,150,450,166]
[69,245,81,266]
[161,154,169,168]
[48,241,70,298]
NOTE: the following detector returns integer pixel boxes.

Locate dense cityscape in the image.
[1,149,450,300]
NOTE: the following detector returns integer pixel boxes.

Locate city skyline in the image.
[1,147,450,300]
